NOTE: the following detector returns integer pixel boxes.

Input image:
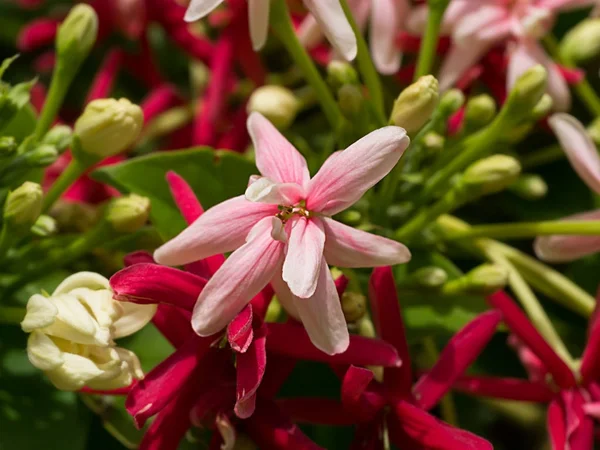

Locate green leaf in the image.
[0,55,18,80]
[92,148,257,240]
[2,104,37,142]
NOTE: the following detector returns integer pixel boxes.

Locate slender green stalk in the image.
[339,0,385,124]
[444,220,600,241]
[0,226,12,260]
[414,0,449,80]
[0,306,25,325]
[42,158,87,212]
[34,63,73,141]
[270,0,343,130]
[520,144,563,169]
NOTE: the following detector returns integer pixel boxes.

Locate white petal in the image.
[21,294,58,332]
[112,303,157,339]
[27,331,64,371]
[46,353,105,391]
[245,177,305,205]
[248,0,270,50]
[53,272,110,295]
[184,0,224,22]
[303,0,357,61]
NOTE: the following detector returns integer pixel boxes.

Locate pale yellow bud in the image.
[106,194,151,233]
[561,19,600,64]
[462,155,522,195]
[247,86,300,130]
[4,181,43,228]
[506,65,547,118]
[390,75,439,133]
[56,4,98,64]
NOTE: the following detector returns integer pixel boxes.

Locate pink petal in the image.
[277,398,356,425]
[235,328,267,418]
[368,266,412,400]
[247,112,310,185]
[453,375,555,402]
[581,293,600,384]
[323,218,411,268]
[487,292,577,389]
[452,6,508,46]
[508,335,549,382]
[192,217,285,336]
[126,334,212,428]
[291,257,349,354]
[265,322,401,367]
[166,171,204,225]
[413,310,502,411]
[124,251,155,266]
[548,398,567,450]
[306,127,409,215]
[244,400,323,450]
[534,209,600,263]
[110,263,206,311]
[184,0,224,21]
[391,400,493,450]
[297,14,324,50]
[302,0,357,61]
[370,0,406,74]
[228,305,254,353]
[154,195,277,267]
[438,39,494,91]
[248,0,270,50]
[152,304,193,348]
[283,217,325,298]
[549,113,600,193]
[271,264,301,320]
[582,402,600,419]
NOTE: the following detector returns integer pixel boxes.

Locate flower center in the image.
[276,200,311,223]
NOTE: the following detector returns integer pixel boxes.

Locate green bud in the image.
[74,98,144,161]
[422,131,445,155]
[462,155,522,195]
[465,94,496,130]
[341,292,367,323]
[560,19,600,65]
[31,215,58,237]
[466,264,509,295]
[531,94,553,121]
[4,181,43,228]
[327,61,359,91]
[23,144,59,167]
[106,194,150,233]
[265,297,282,323]
[247,86,300,130]
[509,174,548,200]
[435,214,470,237]
[405,266,448,289]
[438,89,465,117]
[390,75,439,133]
[587,117,600,146]
[0,136,17,157]
[505,65,547,118]
[338,84,364,119]
[42,125,73,153]
[50,200,99,232]
[56,4,98,65]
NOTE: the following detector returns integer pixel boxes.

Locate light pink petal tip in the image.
[439,39,493,91]
[307,127,409,215]
[549,113,600,193]
[184,0,224,22]
[247,112,310,185]
[303,0,357,61]
[370,0,405,75]
[192,217,284,336]
[534,209,600,263]
[323,218,411,268]
[154,195,277,267]
[248,0,270,51]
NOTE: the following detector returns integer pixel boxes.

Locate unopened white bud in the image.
[247,86,300,130]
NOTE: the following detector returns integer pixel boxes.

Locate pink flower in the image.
[299,0,410,74]
[453,291,600,450]
[154,113,411,354]
[184,0,358,59]
[281,267,500,449]
[534,113,600,262]
[409,0,596,109]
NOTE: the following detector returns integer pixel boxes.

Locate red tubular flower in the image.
[86,50,125,103]
[17,18,59,52]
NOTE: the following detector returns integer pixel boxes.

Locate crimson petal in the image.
[111,263,207,311]
[548,398,566,450]
[580,290,600,384]
[453,375,555,402]
[235,329,267,419]
[266,322,401,367]
[152,304,193,348]
[228,305,254,353]
[342,366,385,422]
[413,310,502,411]
[124,251,155,266]
[562,389,595,450]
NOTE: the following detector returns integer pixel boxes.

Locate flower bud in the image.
[435,214,470,237]
[444,264,509,296]
[462,155,522,195]
[4,181,43,228]
[404,266,448,289]
[23,144,59,167]
[32,215,58,237]
[338,84,364,119]
[390,75,439,133]
[341,292,367,323]
[74,98,143,161]
[423,132,445,154]
[42,125,73,153]
[509,174,548,200]
[21,272,155,391]
[56,4,98,65]
[505,65,547,118]
[0,136,17,157]
[530,94,553,121]
[247,86,300,130]
[106,194,151,233]
[327,61,359,91]
[51,200,99,232]
[438,89,465,117]
[464,94,496,130]
[560,19,600,64]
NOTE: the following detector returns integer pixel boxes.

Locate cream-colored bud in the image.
[32,215,58,237]
[56,4,98,63]
[442,264,508,296]
[462,155,522,195]
[247,86,300,130]
[21,272,154,391]
[74,98,143,160]
[531,94,553,121]
[404,266,448,289]
[509,174,548,200]
[42,125,73,153]
[327,61,359,91]
[438,89,465,117]
[561,19,600,64]
[4,181,43,228]
[341,292,367,323]
[465,94,496,130]
[506,65,547,118]
[106,194,151,233]
[390,75,439,133]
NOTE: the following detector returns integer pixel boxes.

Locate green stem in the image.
[0,306,25,325]
[270,0,343,130]
[414,1,449,80]
[42,158,87,212]
[445,220,600,240]
[520,144,563,169]
[0,225,12,260]
[339,0,385,125]
[34,63,73,141]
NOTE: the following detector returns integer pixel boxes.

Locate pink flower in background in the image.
[154,113,411,355]
[298,0,410,74]
[408,0,597,110]
[534,113,600,262]
[184,0,358,59]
